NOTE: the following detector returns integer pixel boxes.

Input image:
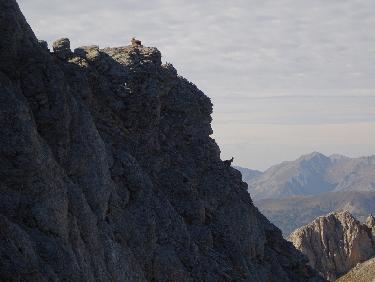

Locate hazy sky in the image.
[18,0,375,170]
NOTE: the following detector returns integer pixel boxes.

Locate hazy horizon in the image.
[18,0,375,170]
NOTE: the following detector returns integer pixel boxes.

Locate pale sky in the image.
[18,0,375,170]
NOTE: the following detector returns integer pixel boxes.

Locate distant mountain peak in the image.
[244,151,375,201]
[329,153,349,160]
[298,151,328,162]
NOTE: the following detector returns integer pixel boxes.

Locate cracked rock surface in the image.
[289,211,375,281]
[0,0,323,281]
[337,257,375,282]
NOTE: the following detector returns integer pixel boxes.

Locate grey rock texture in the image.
[52,38,72,59]
[0,0,323,281]
[245,152,375,201]
[38,40,49,51]
[337,257,375,282]
[366,214,375,237]
[289,211,375,281]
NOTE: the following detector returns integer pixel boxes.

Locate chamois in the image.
[131,37,142,47]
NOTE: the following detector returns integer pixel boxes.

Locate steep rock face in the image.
[289,211,375,281]
[0,0,322,281]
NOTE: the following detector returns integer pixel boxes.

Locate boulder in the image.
[52,37,72,59]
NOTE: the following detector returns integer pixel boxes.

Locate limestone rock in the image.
[336,257,375,282]
[52,37,72,59]
[289,211,375,281]
[366,214,375,237]
[0,0,323,281]
[366,214,375,228]
[74,45,100,59]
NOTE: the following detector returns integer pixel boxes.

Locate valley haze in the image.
[236,152,375,235]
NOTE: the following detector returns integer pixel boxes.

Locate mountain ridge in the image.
[238,152,375,200]
[256,190,375,235]
[0,0,321,281]
[236,152,375,236]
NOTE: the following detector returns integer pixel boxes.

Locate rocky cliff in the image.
[289,211,375,281]
[0,0,322,281]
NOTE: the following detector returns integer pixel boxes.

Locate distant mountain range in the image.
[236,152,375,235]
[256,191,375,235]
[237,152,375,200]
[233,166,261,183]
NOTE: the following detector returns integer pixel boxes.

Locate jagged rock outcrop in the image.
[0,0,323,281]
[337,257,375,282]
[366,214,375,237]
[52,37,72,59]
[289,211,375,281]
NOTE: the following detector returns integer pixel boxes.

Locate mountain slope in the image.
[0,0,322,281]
[289,212,375,281]
[328,155,375,192]
[246,152,375,200]
[337,257,375,282]
[256,191,375,235]
[234,166,262,183]
[248,152,335,200]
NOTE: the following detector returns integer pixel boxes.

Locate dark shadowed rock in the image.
[38,39,49,51]
[52,37,72,59]
[0,0,324,281]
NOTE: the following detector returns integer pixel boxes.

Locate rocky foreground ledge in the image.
[0,0,323,281]
[337,257,375,282]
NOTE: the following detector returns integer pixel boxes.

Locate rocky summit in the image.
[289,211,375,281]
[0,0,323,281]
